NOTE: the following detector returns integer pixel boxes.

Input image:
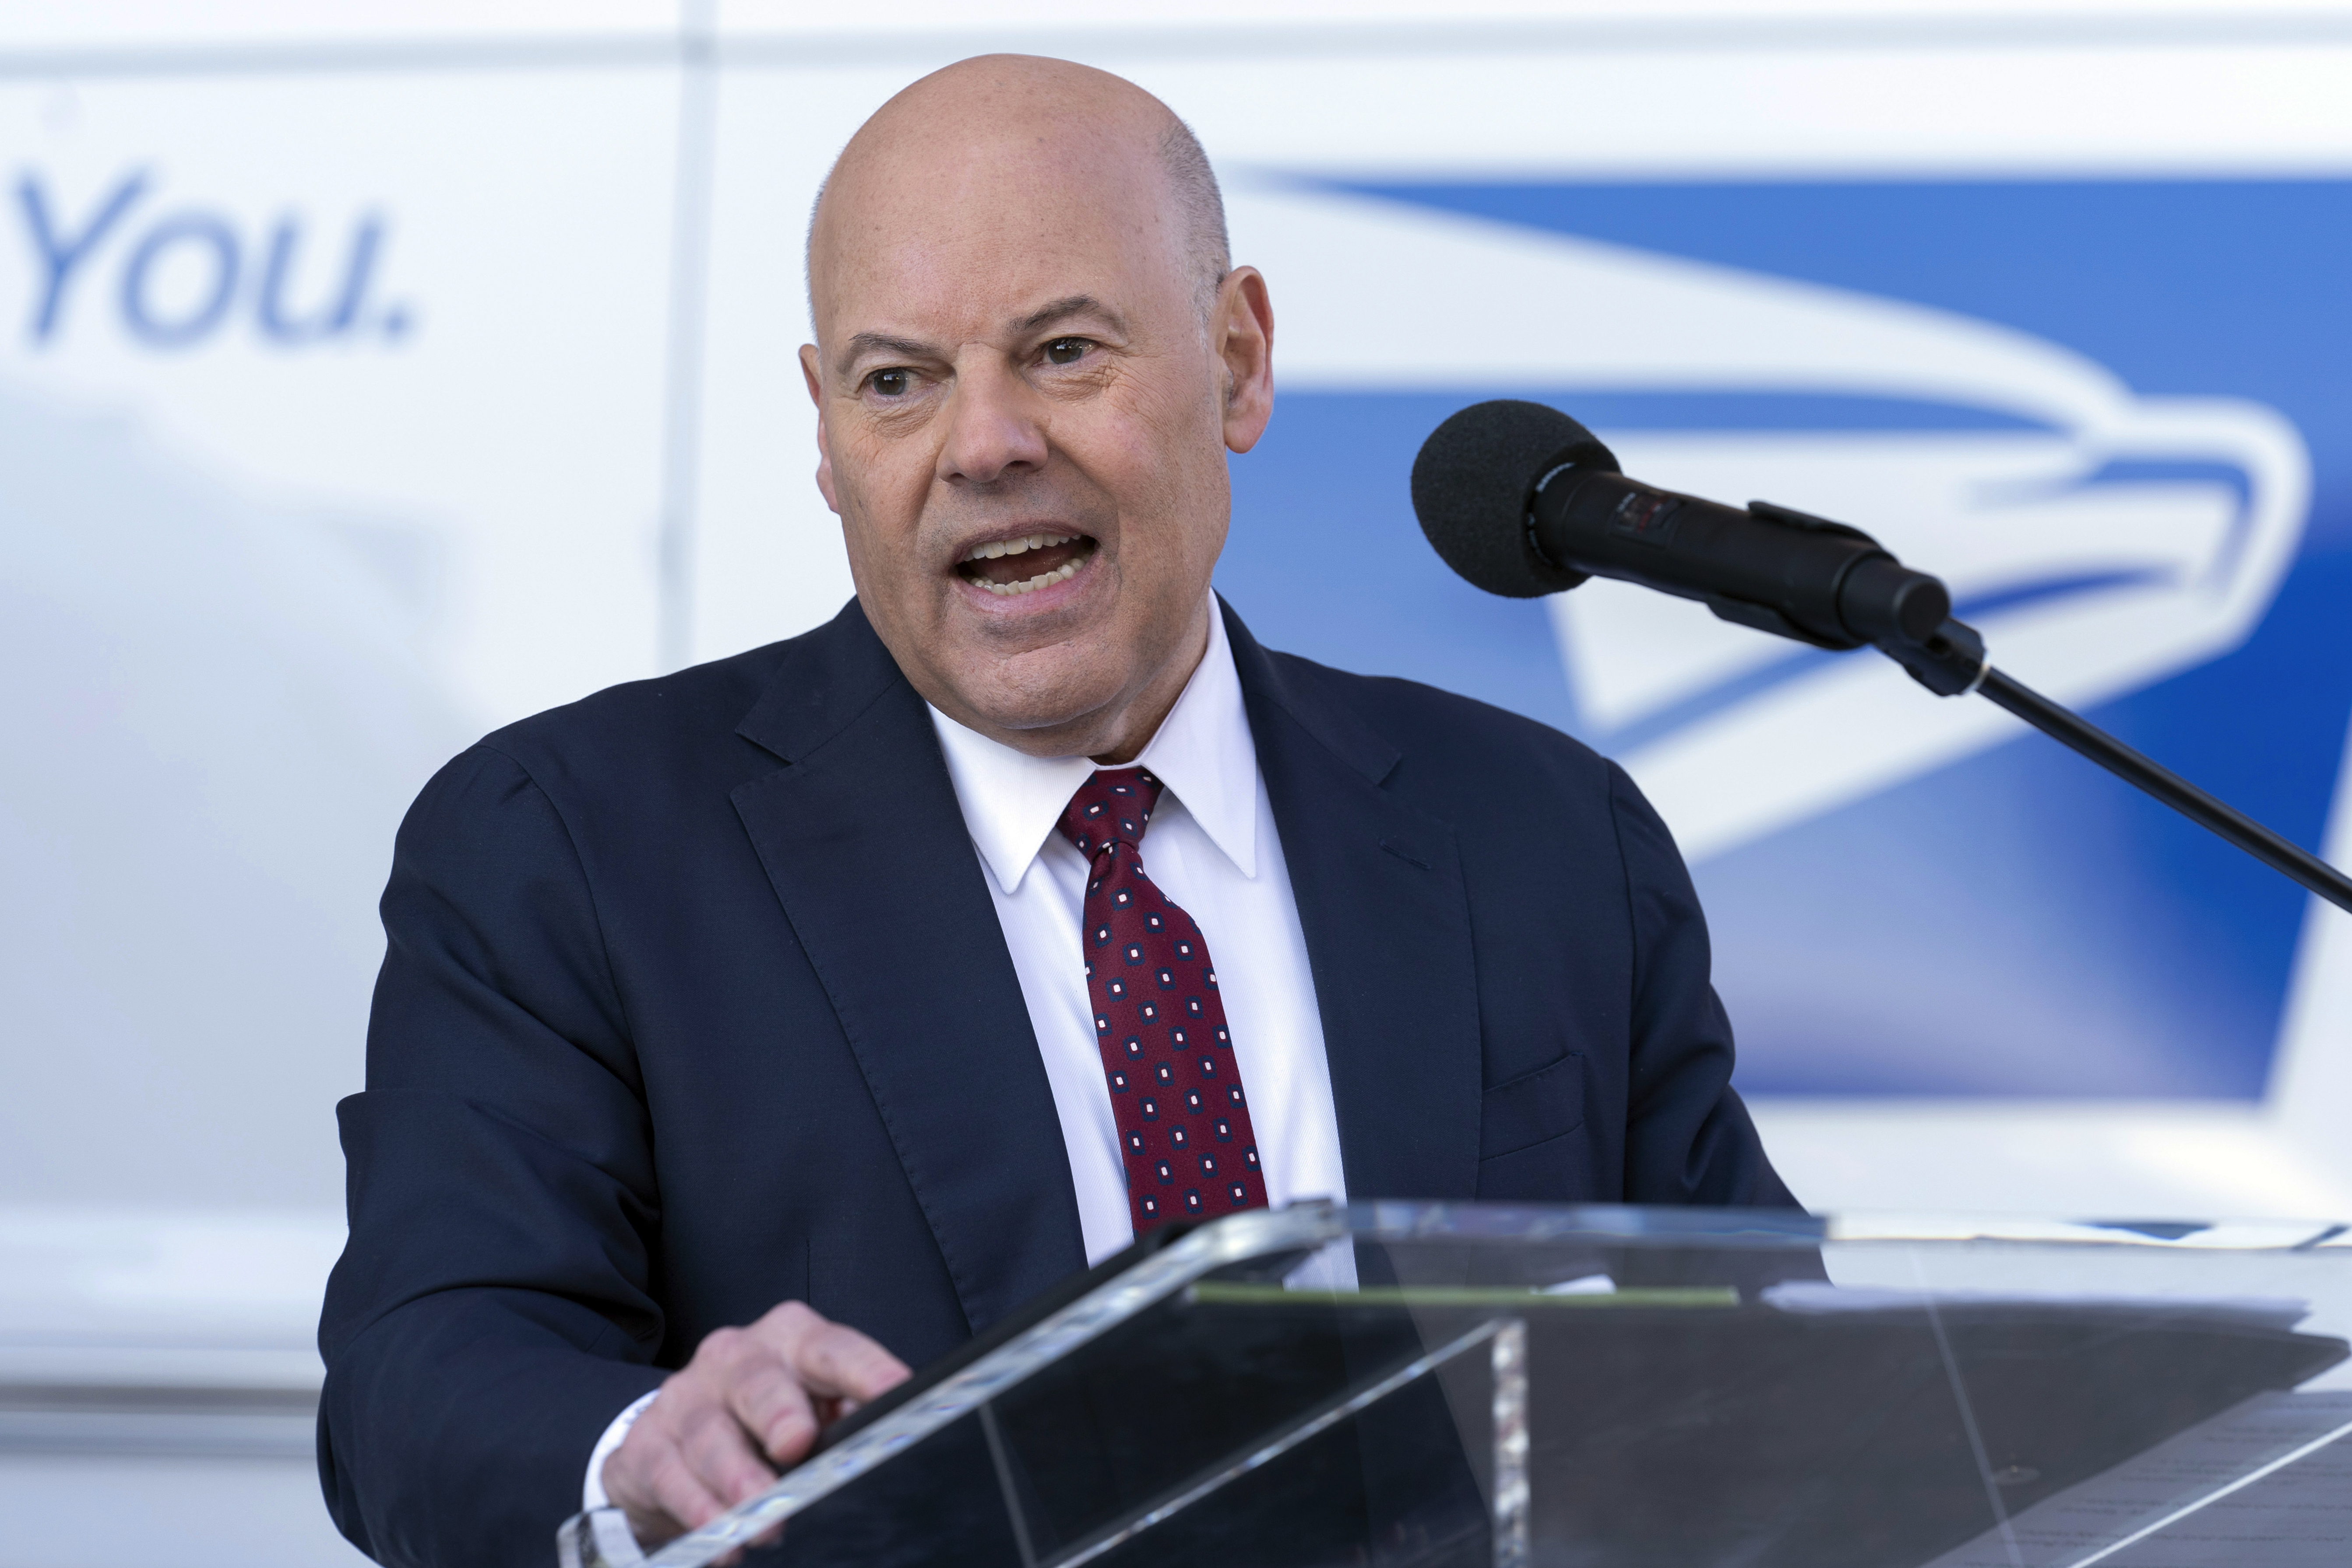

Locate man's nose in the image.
[938,359,1050,485]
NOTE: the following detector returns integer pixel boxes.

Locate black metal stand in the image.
[1877,617,2352,917]
[1976,669,2352,916]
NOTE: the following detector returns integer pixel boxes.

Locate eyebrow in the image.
[1016,294,1126,336]
[836,330,936,377]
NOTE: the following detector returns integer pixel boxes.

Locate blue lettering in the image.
[256,213,383,343]
[18,168,410,352]
[120,213,239,348]
[17,170,148,343]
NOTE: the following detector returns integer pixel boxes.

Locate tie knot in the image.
[1057,768,1165,859]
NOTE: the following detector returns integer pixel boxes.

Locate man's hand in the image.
[602,1301,911,1547]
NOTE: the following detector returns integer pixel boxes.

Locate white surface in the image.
[686,60,867,667]
[0,63,677,1209]
[0,3,673,51]
[21,0,2352,54]
[715,0,2352,42]
[0,1455,371,1568]
[0,1208,338,1383]
[1753,1097,2352,1222]
[0,68,677,733]
[0,1209,353,1568]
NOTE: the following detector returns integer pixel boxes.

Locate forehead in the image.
[814,128,1185,341]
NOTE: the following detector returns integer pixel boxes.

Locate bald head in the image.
[808,56,1229,327]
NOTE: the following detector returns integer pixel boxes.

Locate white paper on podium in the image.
[1758,1282,2311,1335]
[1920,1390,2352,1568]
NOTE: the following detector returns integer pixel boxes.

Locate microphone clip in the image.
[1878,617,1990,698]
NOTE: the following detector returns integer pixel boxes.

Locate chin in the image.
[961,659,1134,747]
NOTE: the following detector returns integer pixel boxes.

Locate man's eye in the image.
[868,368,913,397]
[1043,338,1090,366]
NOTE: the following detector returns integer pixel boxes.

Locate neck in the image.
[1086,598,1213,765]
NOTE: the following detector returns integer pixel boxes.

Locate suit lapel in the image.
[731,603,1086,1331]
[1224,602,1486,1205]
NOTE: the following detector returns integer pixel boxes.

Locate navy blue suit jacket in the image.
[318,598,1792,1567]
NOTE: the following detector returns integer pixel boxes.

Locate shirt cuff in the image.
[582,1390,662,1512]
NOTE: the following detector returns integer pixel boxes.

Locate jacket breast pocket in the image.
[1479,1052,1587,1161]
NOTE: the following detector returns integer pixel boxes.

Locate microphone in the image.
[1406,399,2352,917]
[1410,398,1951,652]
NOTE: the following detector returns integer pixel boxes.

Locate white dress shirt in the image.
[925,601,1349,1264]
[584,601,1346,1512]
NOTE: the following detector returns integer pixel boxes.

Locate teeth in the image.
[976,559,1084,596]
[963,532,1079,563]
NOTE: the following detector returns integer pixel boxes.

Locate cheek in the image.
[833,429,933,577]
[1136,411,1232,572]
[1100,378,1228,541]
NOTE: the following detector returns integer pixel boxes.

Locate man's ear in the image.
[799,343,842,514]
[1215,267,1275,455]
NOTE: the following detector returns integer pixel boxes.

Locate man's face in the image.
[801,119,1271,759]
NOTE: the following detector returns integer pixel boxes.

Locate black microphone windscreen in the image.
[1411,400,1619,598]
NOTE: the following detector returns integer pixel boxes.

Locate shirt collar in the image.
[926,601,1259,895]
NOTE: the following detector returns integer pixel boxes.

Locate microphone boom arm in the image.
[1833,557,2352,917]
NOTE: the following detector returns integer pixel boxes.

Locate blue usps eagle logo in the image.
[1219,176,2350,1100]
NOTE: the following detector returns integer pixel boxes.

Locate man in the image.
[318,55,1794,1568]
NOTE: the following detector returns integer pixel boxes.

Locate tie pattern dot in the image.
[1058,768,1266,1234]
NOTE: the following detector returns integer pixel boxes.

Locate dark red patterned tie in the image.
[1058,768,1267,1234]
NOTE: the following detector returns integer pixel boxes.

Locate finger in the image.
[747,1299,827,1355]
[644,1445,732,1537]
[602,1429,689,1544]
[678,1402,781,1508]
[727,1356,822,1466]
[789,1320,912,1404]
[747,1304,909,1405]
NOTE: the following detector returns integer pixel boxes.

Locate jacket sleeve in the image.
[1606,761,1802,1210]
[318,744,669,1568]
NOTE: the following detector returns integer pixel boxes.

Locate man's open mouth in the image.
[956,532,1099,596]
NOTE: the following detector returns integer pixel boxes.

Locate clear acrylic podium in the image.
[560,1202,2352,1568]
